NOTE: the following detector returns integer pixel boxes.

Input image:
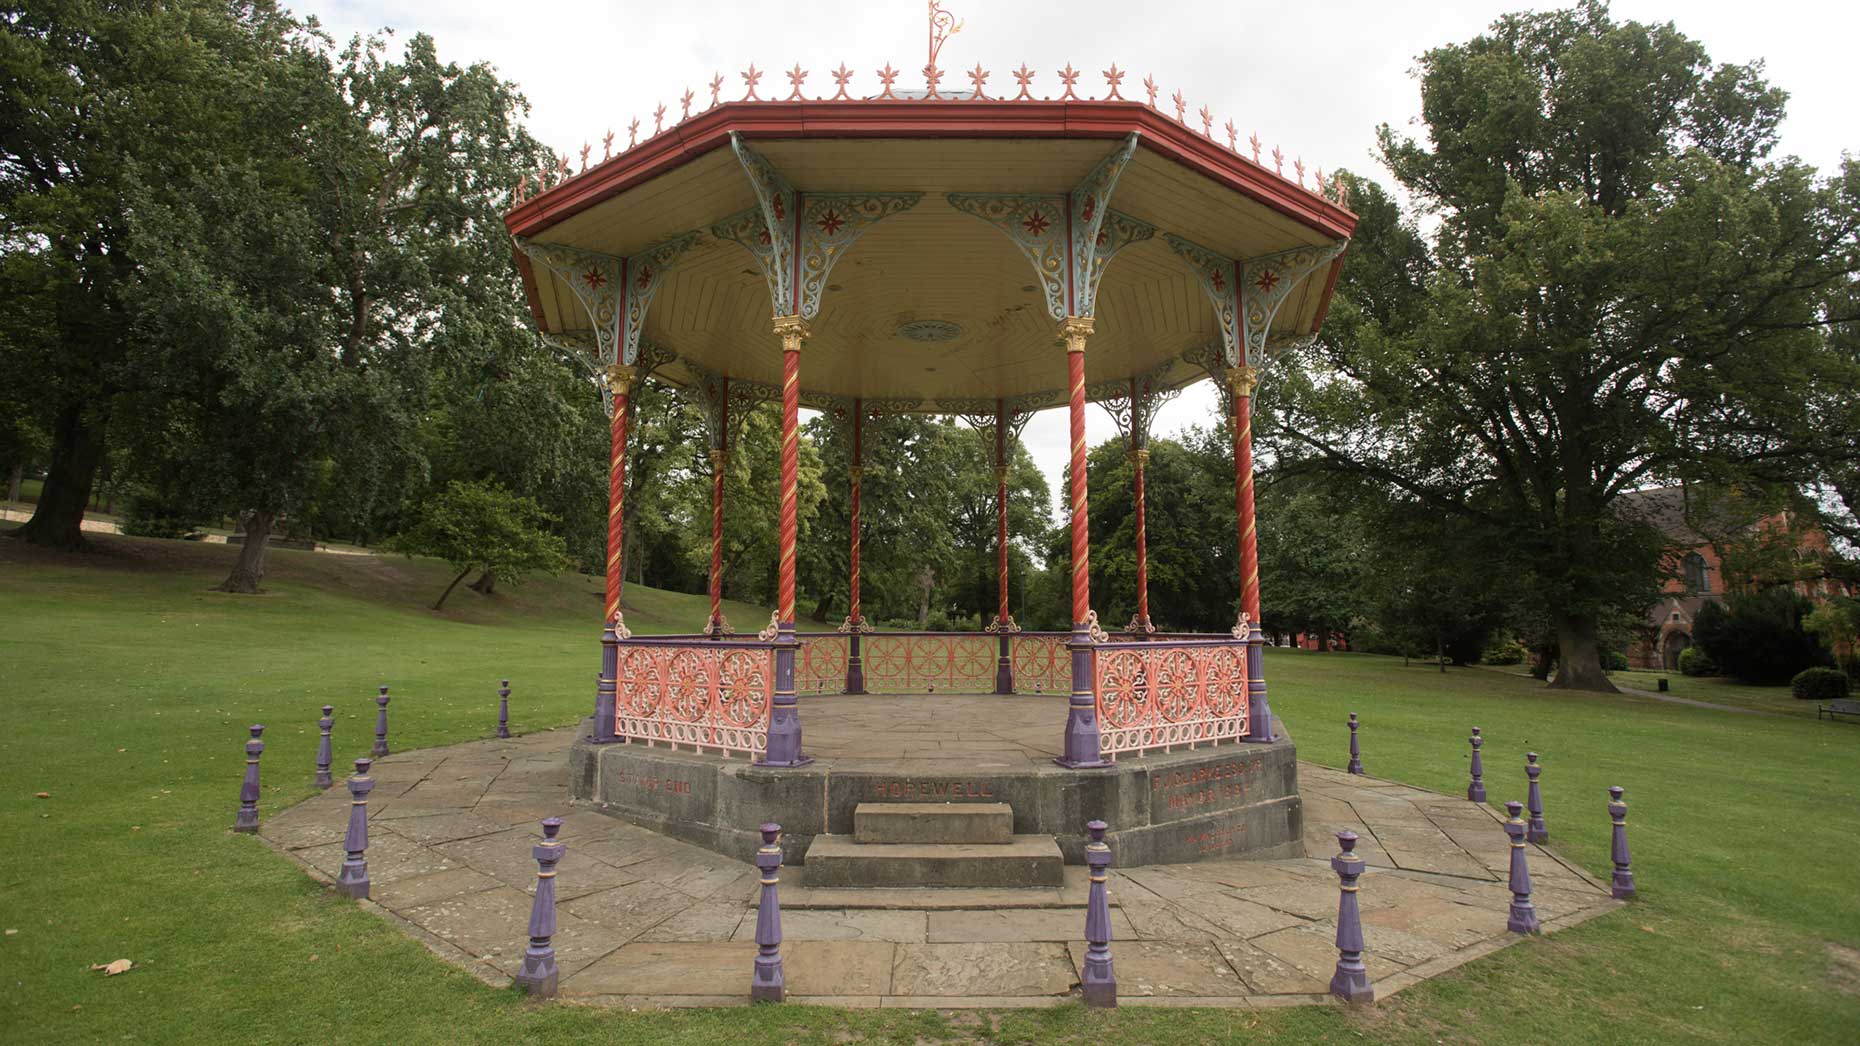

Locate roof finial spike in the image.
[967,63,990,101]
[1198,104,1213,138]
[1271,145,1283,175]
[680,88,695,120]
[1314,166,1325,194]
[1058,63,1081,101]
[1011,63,1035,101]
[709,73,724,109]
[653,103,666,134]
[1248,132,1261,163]
[1294,157,1305,186]
[601,129,614,160]
[831,63,855,100]
[876,62,901,100]
[1142,74,1158,109]
[1224,119,1237,151]
[1103,64,1125,101]
[923,62,945,100]
[578,142,590,171]
[786,63,808,101]
[741,64,763,102]
[1171,89,1186,124]
[627,118,640,148]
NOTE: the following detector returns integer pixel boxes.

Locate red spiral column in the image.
[1057,318,1106,767]
[846,402,867,693]
[1132,447,1151,632]
[595,364,636,745]
[1233,371,1275,742]
[760,317,811,767]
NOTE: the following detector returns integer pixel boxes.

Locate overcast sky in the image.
[317,0,1855,512]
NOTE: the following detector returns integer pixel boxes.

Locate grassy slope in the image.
[1,532,1856,1044]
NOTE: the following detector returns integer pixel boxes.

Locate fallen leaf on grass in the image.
[91,959,134,976]
[34,792,49,799]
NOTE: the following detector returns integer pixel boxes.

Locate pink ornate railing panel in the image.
[1010,632,1072,694]
[862,632,997,693]
[613,639,773,757]
[1094,639,1249,757]
[796,634,849,696]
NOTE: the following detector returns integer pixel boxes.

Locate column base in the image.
[750,959,785,1003]
[514,951,559,998]
[1611,873,1636,901]
[1081,961,1116,1008]
[757,702,813,768]
[1507,902,1540,935]
[335,862,369,900]
[1330,959,1373,1004]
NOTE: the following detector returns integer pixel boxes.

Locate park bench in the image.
[1819,699,1860,723]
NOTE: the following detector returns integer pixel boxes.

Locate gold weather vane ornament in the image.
[928,1,962,74]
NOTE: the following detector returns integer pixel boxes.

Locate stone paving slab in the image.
[258,726,1623,1009]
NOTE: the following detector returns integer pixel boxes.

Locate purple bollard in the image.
[514,818,565,997]
[1081,819,1117,1007]
[1608,786,1636,900]
[315,705,334,790]
[1346,713,1365,775]
[1525,752,1548,843]
[372,685,391,757]
[1503,800,1540,934]
[497,679,512,739]
[337,758,374,899]
[234,725,265,833]
[750,824,786,1003]
[1466,727,1486,803]
[1329,830,1373,1004]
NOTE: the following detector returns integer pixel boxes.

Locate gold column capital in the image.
[1233,364,1261,397]
[993,465,1010,484]
[848,465,864,480]
[709,448,729,467]
[605,363,638,395]
[772,315,810,351]
[1057,316,1094,353]
[1128,448,1150,467]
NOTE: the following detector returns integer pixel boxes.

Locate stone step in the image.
[802,834,1066,889]
[853,802,1014,845]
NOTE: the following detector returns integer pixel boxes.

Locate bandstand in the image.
[506,57,1357,873]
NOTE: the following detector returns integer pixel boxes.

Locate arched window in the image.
[1684,552,1711,594]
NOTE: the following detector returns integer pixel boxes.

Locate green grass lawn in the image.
[3,531,1858,1044]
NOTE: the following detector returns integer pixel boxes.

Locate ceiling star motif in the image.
[1166,234,1347,366]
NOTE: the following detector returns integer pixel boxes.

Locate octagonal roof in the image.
[506,99,1356,411]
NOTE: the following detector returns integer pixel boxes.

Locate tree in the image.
[1255,475,1369,649]
[1694,589,1832,685]
[387,480,570,610]
[3,0,308,549]
[1272,2,1860,691]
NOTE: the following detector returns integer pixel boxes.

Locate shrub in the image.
[1481,638,1527,665]
[1791,666,1851,702]
[1694,591,1832,685]
[121,490,205,540]
[1600,648,1630,671]
[1677,647,1719,677]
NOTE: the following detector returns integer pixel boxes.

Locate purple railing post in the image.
[1504,800,1540,934]
[233,725,264,833]
[497,679,512,739]
[1329,830,1373,1004]
[336,758,373,899]
[1525,752,1548,843]
[594,623,619,743]
[514,817,565,997]
[314,705,334,790]
[1466,727,1486,803]
[1056,630,1108,767]
[1081,819,1117,1007]
[372,686,390,757]
[1346,713,1364,775]
[1244,622,1275,742]
[751,823,786,1003]
[1608,786,1636,900]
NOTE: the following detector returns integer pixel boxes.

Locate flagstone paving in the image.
[259,726,1620,1008]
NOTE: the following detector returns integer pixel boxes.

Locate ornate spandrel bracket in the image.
[540,332,677,417]
[1087,358,1183,451]
[948,134,1150,322]
[517,234,701,367]
[681,359,790,451]
[1183,334,1316,403]
[715,134,921,320]
[941,392,1053,448]
[1166,235,1346,367]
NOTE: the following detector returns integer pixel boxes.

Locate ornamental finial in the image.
[653,103,666,133]
[1314,166,1324,193]
[1171,89,1186,123]
[1294,157,1305,186]
[1103,64,1125,100]
[681,88,694,119]
[786,63,808,101]
[741,64,763,101]
[1012,63,1035,101]
[578,143,590,171]
[1058,63,1081,101]
[967,63,990,100]
[709,72,724,108]
[602,130,614,160]
[1249,132,1261,163]
[557,154,570,179]
[516,172,529,201]
[1225,119,1237,150]
[1271,145,1283,175]
[831,63,854,100]
[1143,74,1158,108]
[627,118,639,148]
[928,1,962,73]
[924,62,945,99]
[1199,104,1213,137]
[876,62,901,100]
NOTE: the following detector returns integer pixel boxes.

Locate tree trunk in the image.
[916,566,935,628]
[434,567,473,610]
[469,569,497,595]
[1436,634,1446,673]
[6,462,21,504]
[216,510,276,594]
[1318,629,1331,653]
[10,403,104,550]
[1548,614,1618,692]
